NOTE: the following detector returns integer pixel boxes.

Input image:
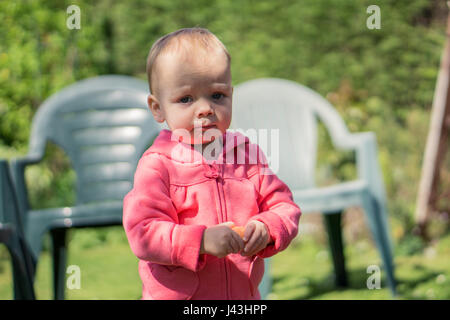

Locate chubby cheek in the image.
[218,109,232,132]
[166,111,191,131]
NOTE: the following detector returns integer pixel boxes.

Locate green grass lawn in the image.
[0,225,449,300]
[270,234,450,300]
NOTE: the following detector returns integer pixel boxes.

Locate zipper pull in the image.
[204,164,220,179]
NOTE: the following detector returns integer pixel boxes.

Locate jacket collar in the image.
[147,129,250,164]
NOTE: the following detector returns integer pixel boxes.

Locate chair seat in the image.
[27,201,123,231]
[291,180,369,214]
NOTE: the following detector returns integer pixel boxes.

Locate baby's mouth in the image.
[192,124,217,131]
[190,124,221,144]
[201,125,217,130]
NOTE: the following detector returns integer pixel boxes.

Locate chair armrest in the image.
[306,130,387,214]
[333,131,387,209]
[328,131,378,178]
[354,132,387,205]
[291,180,369,214]
[9,153,44,220]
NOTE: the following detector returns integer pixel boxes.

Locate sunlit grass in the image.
[0,226,449,300]
[269,231,450,300]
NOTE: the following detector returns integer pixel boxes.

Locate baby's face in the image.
[148,48,232,146]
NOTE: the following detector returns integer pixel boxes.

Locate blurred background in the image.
[0,0,449,299]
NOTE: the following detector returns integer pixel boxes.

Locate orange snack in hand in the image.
[231,226,245,238]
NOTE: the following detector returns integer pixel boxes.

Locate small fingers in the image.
[234,231,245,252]
[243,229,262,255]
[243,223,255,242]
[227,242,235,256]
[219,242,233,258]
[228,235,238,253]
[254,239,266,256]
[230,231,244,253]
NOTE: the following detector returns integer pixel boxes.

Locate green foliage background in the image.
[0,0,449,250]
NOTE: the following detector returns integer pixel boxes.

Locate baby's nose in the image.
[196,100,214,116]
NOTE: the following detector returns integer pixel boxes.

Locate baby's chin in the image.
[190,131,224,145]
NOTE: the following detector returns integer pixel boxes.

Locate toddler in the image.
[123,27,301,300]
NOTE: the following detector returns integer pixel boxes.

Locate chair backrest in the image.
[27,75,162,205]
[232,78,352,190]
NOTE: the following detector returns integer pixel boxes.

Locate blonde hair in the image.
[146,27,231,95]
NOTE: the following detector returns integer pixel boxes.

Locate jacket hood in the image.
[146,129,252,164]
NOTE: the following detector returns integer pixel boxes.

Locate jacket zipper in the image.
[211,163,231,299]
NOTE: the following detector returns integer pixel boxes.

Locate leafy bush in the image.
[395,234,426,256]
[0,0,448,244]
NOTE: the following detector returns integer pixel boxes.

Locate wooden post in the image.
[415,4,450,238]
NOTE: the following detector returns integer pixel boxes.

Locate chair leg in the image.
[323,211,348,287]
[50,228,67,300]
[18,235,36,292]
[9,244,36,300]
[25,221,46,292]
[258,258,272,299]
[2,229,36,300]
[362,195,397,296]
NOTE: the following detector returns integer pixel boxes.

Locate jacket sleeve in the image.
[123,153,207,272]
[249,145,302,258]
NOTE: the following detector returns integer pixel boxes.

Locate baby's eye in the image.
[179,96,193,104]
[212,93,224,100]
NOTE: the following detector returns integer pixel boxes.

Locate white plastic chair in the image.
[231,78,397,298]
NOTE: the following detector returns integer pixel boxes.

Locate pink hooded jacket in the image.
[123,129,301,300]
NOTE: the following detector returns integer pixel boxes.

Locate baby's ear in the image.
[147,94,165,123]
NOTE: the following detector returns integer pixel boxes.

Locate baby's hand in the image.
[241,220,271,257]
[200,222,245,258]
